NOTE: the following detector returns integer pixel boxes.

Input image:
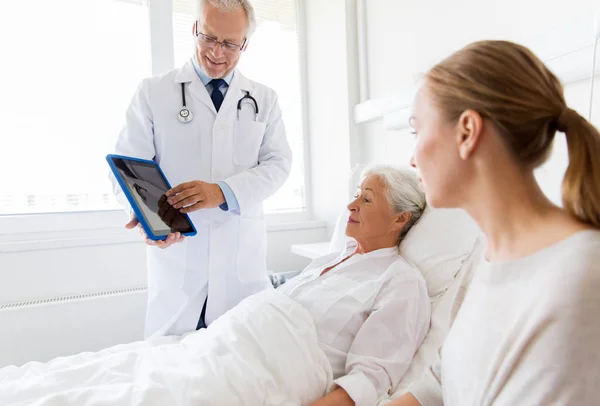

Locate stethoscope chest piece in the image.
[178,82,194,123]
[178,108,194,123]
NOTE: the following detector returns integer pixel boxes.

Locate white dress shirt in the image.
[277,241,431,406]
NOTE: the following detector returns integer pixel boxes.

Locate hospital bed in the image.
[1,167,484,405]
[268,269,301,288]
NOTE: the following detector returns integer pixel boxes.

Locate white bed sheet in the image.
[0,290,333,406]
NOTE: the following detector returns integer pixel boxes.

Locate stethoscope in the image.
[177,82,259,124]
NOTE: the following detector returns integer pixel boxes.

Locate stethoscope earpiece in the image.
[236,90,259,120]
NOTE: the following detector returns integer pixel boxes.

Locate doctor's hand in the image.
[125,213,185,249]
[125,214,139,230]
[157,194,194,231]
[165,181,226,213]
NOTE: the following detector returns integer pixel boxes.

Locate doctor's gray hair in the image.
[195,0,257,38]
[361,165,427,244]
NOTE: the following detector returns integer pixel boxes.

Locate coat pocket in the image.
[233,120,266,166]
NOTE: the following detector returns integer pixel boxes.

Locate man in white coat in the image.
[111,0,292,338]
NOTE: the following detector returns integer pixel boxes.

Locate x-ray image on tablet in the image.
[107,154,197,240]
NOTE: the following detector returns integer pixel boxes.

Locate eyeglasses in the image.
[195,27,246,54]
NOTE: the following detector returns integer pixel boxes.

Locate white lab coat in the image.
[111,60,292,338]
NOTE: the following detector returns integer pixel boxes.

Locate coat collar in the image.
[174,60,254,116]
[191,57,234,86]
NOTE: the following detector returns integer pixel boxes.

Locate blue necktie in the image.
[196,296,208,330]
[209,79,226,112]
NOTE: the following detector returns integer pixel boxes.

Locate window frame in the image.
[0,0,312,233]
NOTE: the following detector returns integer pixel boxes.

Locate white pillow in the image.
[390,235,486,399]
[330,204,481,300]
[400,207,480,299]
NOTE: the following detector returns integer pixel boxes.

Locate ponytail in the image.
[559,108,600,228]
[422,40,600,228]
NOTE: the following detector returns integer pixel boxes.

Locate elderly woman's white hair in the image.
[361,165,427,244]
[195,0,257,38]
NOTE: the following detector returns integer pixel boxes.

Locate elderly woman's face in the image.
[345,175,407,248]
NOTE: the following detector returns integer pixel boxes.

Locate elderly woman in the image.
[282,165,430,406]
[0,166,430,406]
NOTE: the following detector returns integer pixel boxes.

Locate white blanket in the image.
[0,290,333,406]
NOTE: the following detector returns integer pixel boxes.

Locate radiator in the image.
[0,287,148,368]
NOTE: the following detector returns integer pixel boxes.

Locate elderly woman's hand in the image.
[310,388,354,406]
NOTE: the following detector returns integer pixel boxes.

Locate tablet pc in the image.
[107,154,197,240]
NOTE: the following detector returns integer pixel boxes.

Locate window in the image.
[0,0,307,218]
[0,0,151,215]
[172,0,307,214]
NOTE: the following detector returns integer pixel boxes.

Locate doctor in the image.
[111,0,292,338]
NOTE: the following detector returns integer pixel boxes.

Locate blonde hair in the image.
[425,40,600,228]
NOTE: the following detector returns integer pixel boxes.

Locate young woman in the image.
[393,40,600,405]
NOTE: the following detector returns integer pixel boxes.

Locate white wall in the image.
[303,0,364,235]
[359,0,599,205]
[363,0,595,101]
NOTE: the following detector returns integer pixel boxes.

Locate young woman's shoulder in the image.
[540,229,600,313]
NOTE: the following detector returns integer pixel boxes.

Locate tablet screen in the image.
[111,157,194,236]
